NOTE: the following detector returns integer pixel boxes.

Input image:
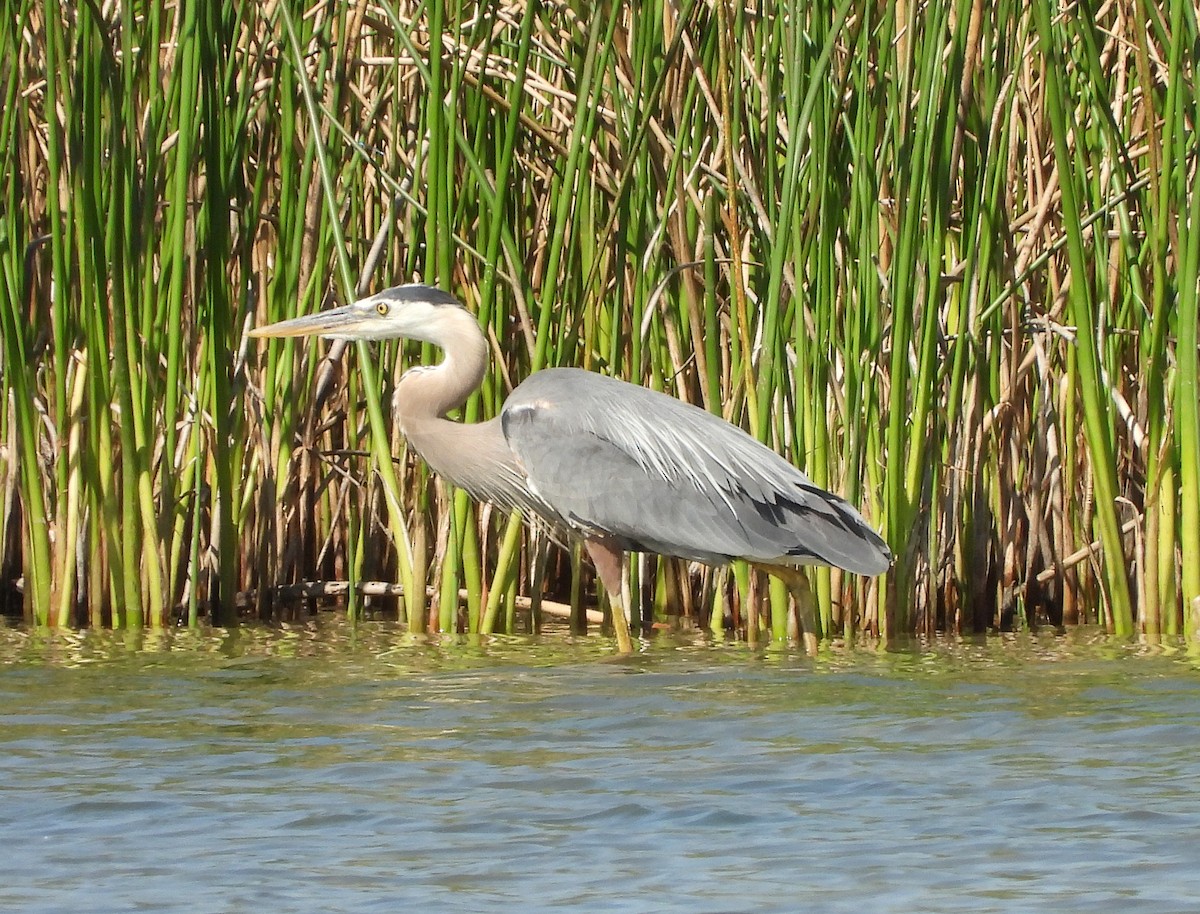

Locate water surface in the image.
[2,624,1199,912]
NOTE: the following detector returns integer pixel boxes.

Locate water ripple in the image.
[2,628,1200,912]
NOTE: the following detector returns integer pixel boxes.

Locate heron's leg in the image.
[763,565,818,656]
[530,532,549,634]
[584,537,634,654]
[793,574,818,657]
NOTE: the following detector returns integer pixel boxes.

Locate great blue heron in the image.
[250,284,891,650]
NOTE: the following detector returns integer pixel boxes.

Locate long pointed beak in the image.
[248,304,369,340]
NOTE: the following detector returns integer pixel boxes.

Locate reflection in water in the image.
[1,625,1199,913]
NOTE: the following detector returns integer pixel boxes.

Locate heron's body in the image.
[251,284,891,650]
[508,369,888,572]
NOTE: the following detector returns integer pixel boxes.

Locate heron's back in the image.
[501,369,890,575]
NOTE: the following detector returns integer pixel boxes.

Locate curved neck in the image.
[395,306,488,426]
[392,308,520,502]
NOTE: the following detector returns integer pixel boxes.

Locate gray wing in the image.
[500,368,891,575]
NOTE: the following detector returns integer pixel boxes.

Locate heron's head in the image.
[248,284,466,343]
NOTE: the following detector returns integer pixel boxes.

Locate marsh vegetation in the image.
[1,0,1197,640]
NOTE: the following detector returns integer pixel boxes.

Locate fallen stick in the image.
[241,581,604,625]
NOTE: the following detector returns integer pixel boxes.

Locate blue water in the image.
[2,625,1199,913]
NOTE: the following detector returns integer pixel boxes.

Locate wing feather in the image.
[501,369,890,575]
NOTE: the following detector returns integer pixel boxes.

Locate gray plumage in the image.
[502,369,890,575]
[249,284,891,649]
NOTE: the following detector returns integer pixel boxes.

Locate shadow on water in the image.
[2,621,1200,913]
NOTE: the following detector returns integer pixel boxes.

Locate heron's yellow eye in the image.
[375,302,389,317]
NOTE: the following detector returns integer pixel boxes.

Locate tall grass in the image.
[1,0,1196,642]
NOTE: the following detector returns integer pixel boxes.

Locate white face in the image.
[318,294,443,342]
[355,289,456,342]
[248,285,458,343]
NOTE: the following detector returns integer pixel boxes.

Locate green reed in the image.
[2,0,1196,643]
